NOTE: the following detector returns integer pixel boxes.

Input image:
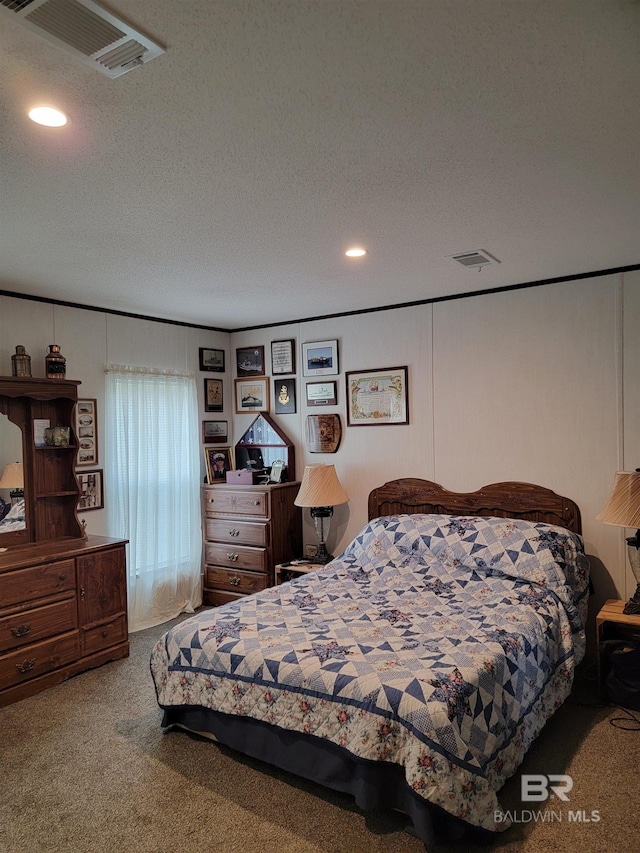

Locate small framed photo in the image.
[77,469,104,512]
[204,378,223,412]
[236,346,265,377]
[234,377,270,413]
[306,381,337,407]
[274,378,296,414]
[75,399,98,465]
[271,339,296,375]
[302,340,338,376]
[202,420,228,443]
[199,347,225,372]
[204,447,233,483]
[346,366,409,426]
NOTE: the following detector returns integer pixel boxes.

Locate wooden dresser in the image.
[0,536,128,706]
[202,482,302,606]
[0,375,128,706]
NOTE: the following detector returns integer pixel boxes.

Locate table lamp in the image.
[596,469,640,615]
[295,464,349,563]
[0,462,24,505]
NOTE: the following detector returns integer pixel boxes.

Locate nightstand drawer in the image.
[205,567,267,595]
[0,596,77,653]
[0,560,75,609]
[0,631,80,689]
[205,543,267,573]
[204,518,268,547]
[203,489,268,517]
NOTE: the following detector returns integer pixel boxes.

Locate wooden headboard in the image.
[367,478,582,534]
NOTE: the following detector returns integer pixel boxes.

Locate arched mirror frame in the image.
[0,395,30,546]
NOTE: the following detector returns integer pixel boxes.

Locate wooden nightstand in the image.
[275,561,325,584]
[596,599,640,698]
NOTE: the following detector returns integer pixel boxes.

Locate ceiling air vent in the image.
[0,0,165,78]
[448,250,500,270]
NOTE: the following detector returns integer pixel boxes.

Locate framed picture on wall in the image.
[302,340,338,376]
[77,469,104,512]
[202,420,228,443]
[236,346,265,377]
[75,399,98,466]
[271,339,296,375]
[346,366,409,426]
[273,378,296,414]
[204,378,223,412]
[199,347,225,372]
[306,381,337,406]
[234,377,269,413]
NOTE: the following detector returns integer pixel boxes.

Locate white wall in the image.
[2,269,638,643]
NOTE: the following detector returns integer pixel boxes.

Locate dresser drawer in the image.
[203,588,246,607]
[0,596,77,653]
[0,631,80,689]
[205,566,267,595]
[204,518,268,547]
[82,615,128,656]
[204,489,268,518]
[0,560,75,609]
[205,543,267,573]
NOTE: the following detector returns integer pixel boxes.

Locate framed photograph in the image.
[302,340,338,376]
[202,420,228,444]
[236,346,265,377]
[204,378,223,412]
[77,469,104,512]
[306,381,337,407]
[204,447,233,483]
[273,378,296,414]
[234,377,270,413]
[75,399,99,465]
[271,339,296,375]
[306,414,342,453]
[346,366,409,426]
[33,418,50,447]
[199,347,225,372]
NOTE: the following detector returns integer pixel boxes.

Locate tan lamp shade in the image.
[295,464,349,508]
[596,470,640,529]
[0,462,24,490]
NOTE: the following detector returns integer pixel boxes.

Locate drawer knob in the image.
[11,624,31,638]
[229,528,240,537]
[16,658,36,674]
[229,575,241,586]
[227,553,239,562]
[253,500,260,506]
[59,573,66,581]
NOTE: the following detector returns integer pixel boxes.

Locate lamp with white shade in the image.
[596,469,640,615]
[294,464,349,564]
[0,462,24,505]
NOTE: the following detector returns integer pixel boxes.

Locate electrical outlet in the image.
[305,543,317,559]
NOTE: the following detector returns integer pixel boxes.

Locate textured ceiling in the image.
[1,0,639,330]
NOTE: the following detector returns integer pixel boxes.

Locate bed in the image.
[151,478,589,847]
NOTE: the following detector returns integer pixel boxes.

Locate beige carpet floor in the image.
[1,611,639,853]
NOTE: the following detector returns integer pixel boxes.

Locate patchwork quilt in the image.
[151,514,589,832]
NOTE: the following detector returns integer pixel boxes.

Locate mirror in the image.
[0,412,26,533]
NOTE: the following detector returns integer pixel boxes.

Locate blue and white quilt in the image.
[151,514,589,831]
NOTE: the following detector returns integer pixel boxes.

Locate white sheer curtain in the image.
[105,365,202,631]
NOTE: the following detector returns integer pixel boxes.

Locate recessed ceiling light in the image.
[345,247,367,258]
[28,106,68,127]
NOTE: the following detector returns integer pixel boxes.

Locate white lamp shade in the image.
[0,462,24,490]
[596,470,640,528]
[295,464,349,508]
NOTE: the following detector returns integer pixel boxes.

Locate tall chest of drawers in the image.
[202,482,302,606]
[0,536,128,706]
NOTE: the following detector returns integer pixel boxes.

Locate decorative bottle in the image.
[11,345,32,377]
[45,344,66,379]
